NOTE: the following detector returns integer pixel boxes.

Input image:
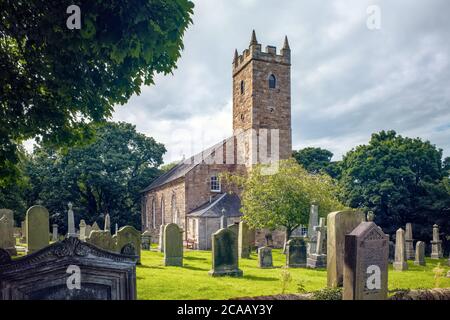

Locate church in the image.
[141,31,292,250]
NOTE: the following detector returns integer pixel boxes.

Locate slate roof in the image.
[187,193,242,218]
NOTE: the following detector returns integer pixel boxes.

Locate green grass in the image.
[137,249,450,300]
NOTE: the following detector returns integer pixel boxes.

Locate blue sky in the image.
[112,0,450,163]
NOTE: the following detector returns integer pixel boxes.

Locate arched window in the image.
[161,197,165,225]
[152,198,156,228]
[269,74,276,89]
[240,80,245,94]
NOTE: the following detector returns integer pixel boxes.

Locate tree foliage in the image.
[0,0,194,184]
[293,147,340,178]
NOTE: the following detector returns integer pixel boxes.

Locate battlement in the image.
[232,30,290,76]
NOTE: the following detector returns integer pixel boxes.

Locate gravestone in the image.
[51,224,58,242]
[258,246,273,268]
[87,230,115,251]
[0,209,16,256]
[343,221,389,300]
[307,204,319,255]
[79,220,87,241]
[388,241,395,263]
[393,228,408,271]
[414,241,425,266]
[220,215,226,229]
[307,218,327,268]
[327,210,365,287]
[116,226,141,264]
[141,231,152,250]
[104,214,111,232]
[286,238,307,268]
[209,228,243,277]
[430,224,443,259]
[405,223,414,260]
[92,222,100,231]
[85,224,92,238]
[238,221,251,259]
[26,205,49,254]
[115,223,118,236]
[159,224,165,252]
[66,202,77,237]
[163,223,183,266]
[0,237,137,300]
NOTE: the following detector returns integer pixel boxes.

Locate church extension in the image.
[141,31,292,250]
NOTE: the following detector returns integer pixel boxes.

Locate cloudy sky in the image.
[113,0,450,163]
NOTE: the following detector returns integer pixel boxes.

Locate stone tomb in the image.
[0,237,137,300]
[430,224,443,259]
[116,226,142,264]
[393,228,408,271]
[414,241,426,266]
[258,246,273,268]
[26,205,50,254]
[327,210,365,287]
[0,209,16,256]
[286,238,307,268]
[209,227,243,277]
[163,223,183,266]
[343,222,389,300]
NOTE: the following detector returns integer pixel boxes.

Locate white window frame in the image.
[210,175,221,192]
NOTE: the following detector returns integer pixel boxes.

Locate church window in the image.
[240,80,245,94]
[269,74,276,89]
[210,176,221,192]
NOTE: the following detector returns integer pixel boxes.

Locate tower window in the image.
[269,74,276,89]
[240,80,245,94]
[210,176,221,192]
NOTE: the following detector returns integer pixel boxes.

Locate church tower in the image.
[232,31,292,164]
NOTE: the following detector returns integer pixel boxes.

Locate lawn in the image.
[137,248,450,300]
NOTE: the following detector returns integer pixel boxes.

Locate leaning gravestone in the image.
[0,237,137,300]
[414,241,425,266]
[26,205,49,254]
[393,228,408,271]
[0,209,16,256]
[430,224,443,259]
[286,238,307,268]
[163,223,183,266]
[258,246,273,268]
[86,230,115,252]
[238,221,251,259]
[116,226,141,264]
[141,231,152,250]
[327,210,365,287]
[209,228,243,277]
[343,221,389,300]
[405,223,415,260]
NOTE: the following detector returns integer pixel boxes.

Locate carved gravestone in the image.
[116,226,141,264]
[343,222,389,300]
[414,241,425,266]
[258,246,273,268]
[286,238,307,268]
[0,209,16,256]
[86,230,115,252]
[307,217,327,268]
[141,231,152,250]
[327,210,365,287]
[393,228,408,271]
[238,221,251,259]
[0,237,137,300]
[209,228,243,277]
[163,223,183,266]
[430,224,443,259]
[26,205,50,254]
[405,223,414,260]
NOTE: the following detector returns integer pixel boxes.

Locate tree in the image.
[0,0,194,184]
[24,122,166,231]
[293,147,340,178]
[223,159,345,246]
[339,130,450,245]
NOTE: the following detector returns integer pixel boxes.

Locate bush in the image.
[312,287,342,300]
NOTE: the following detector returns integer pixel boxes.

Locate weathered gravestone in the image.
[430,224,443,259]
[258,246,273,268]
[163,223,183,266]
[104,213,111,232]
[286,238,307,268]
[141,231,152,250]
[66,202,77,237]
[209,227,243,277]
[0,209,16,256]
[414,241,425,266]
[79,220,87,241]
[87,230,115,252]
[116,226,141,264]
[307,217,327,268]
[0,237,137,300]
[238,221,251,259]
[393,228,408,271]
[92,222,100,231]
[307,203,319,255]
[51,224,58,242]
[85,224,92,238]
[343,222,389,300]
[327,210,365,287]
[26,205,49,254]
[405,223,415,260]
[159,224,165,253]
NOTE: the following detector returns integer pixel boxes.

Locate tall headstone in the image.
[209,228,243,277]
[66,202,77,238]
[26,205,49,254]
[286,238,307,268]
[307,217,327,268]
[327,210,365,287]
[238,221,251,259]
[116,226,141,264]
[51,224,58,242]
[414,241,425,266]
[343,222,389,300]
[0,209,16,256]
[258,246,273,268]
[405,223,414,260]
[430,224,443,259]
[163,223,183,266]
[141,231,152,250]
[393,228,408,271]
[79,220,87,241]
[307,203,319,255]
[104,214,111,232]
[159,224,165,253]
